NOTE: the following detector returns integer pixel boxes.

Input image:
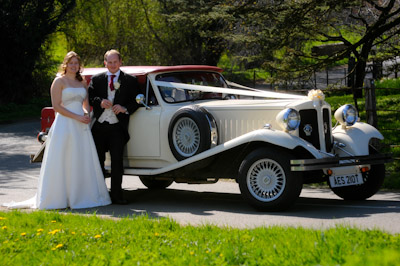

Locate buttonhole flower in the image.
[114,81,121,90]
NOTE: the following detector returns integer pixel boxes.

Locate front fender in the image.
[332,122,384,156]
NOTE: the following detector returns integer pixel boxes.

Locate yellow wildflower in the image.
[0,217,6,220]
[2,226,7,230]
[190,251,194,255]
[71,232,76,235]
[3,240,9,244]
[51,220,57,223]
[94,235,101,239]
[154,232,159,236]
[51,244,63,251]
[48,229,60,235]
[21,232,27,236]
[37,229,43,232]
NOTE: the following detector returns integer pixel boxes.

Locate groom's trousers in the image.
[91,121,125,199]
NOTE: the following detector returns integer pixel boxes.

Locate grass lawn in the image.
[1,211,399,265]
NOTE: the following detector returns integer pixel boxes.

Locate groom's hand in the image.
[112,104,128,114]
[101,99,113,109]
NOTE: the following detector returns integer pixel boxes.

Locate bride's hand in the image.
[77,114,91,124]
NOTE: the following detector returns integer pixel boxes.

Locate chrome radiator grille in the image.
[299,108,332,152]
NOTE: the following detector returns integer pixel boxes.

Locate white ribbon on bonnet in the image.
[154,81,308,100]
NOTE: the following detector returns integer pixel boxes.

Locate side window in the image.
[145,77,158,106]
[155,72,227,103]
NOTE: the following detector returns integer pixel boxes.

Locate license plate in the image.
[329,173,364,188]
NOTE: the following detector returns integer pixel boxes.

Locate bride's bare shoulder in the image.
[51,76,67,90]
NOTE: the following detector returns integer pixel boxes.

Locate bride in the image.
[3,51,111,209]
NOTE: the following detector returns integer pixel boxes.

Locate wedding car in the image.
[33,65,392,211]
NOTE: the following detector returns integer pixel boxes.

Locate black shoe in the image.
[111,197,128,205]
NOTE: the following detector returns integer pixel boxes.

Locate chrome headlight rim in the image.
[276,108,301,131]
[334,104,358,126]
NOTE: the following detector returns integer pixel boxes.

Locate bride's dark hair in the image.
[60,51,83,81]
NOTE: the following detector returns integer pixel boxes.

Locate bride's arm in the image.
[82,80,91,115]
[51,78,90,124]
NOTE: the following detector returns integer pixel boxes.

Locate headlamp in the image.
[334,104,358,126]
[276,108,300,131]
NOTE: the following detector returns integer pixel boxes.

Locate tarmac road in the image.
[1,120,400,234]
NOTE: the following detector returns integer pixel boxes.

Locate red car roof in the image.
[82,65,223,77]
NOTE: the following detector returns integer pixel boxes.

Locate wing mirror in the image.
[136,94,152,110]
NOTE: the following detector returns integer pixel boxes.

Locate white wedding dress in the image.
[3,87,111,209]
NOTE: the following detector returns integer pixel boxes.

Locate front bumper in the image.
[290,153,393,171]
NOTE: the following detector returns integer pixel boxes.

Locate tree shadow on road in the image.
[68,187,400,221]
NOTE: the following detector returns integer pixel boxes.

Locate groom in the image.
[89,49,141,204]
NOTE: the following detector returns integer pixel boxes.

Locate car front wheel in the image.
[238,148,303,211]
[330,144,386,200]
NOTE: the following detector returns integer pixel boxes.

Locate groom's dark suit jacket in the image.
[88,71,141,143]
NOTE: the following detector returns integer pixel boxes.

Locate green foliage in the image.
[375,78,400,91]
[1,211,400,265]
[62,0,227,66]
[63,0,166,66]
[222,0,400,88]
[0,0,76,104]
[156,0,227,65]
[0,97,51,123]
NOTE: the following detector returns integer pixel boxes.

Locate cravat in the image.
[109,74,116,91]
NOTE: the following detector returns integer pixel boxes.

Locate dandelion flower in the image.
[2,226,7,230]
[51,220,57,223]
[71,232,76,235]
[94,235,101,239]
[21,232,26,236]
[190,251,194,255]
[0,217,6,220]
[48,229,60,235]
[37,229,43,232]
[154,232,159,236]
[56,244,63,249]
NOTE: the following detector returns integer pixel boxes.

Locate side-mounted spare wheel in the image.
[238,148,303,211]
[168,105,218,161]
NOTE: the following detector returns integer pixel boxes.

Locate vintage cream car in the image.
[35,65,392,211]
